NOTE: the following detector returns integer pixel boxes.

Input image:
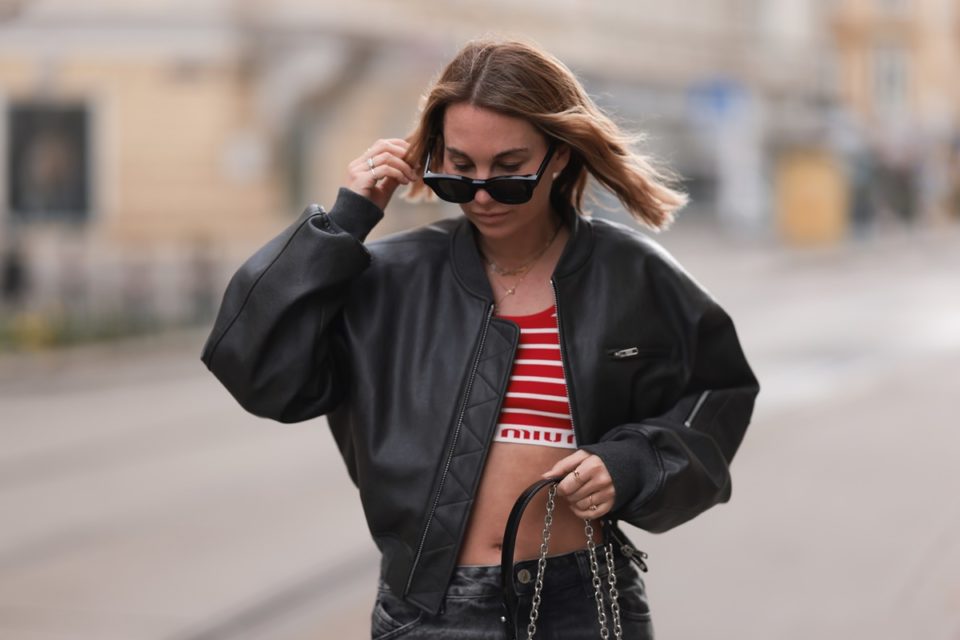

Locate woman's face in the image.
[440,102,568,242]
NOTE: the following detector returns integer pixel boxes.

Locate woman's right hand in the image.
[346,138,418,212]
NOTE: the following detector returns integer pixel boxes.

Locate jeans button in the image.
[517,568,532,584]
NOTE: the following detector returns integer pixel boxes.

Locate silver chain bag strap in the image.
[499,477,647,639]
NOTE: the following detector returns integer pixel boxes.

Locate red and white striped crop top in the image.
[493,305,577,449]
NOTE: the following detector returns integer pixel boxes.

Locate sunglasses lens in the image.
[486,181,533,205]
[427,178,474,203]
[425,176,535,205]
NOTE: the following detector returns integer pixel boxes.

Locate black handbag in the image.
[499,477,648,639]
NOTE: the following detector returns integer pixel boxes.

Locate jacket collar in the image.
[450,204,595,302]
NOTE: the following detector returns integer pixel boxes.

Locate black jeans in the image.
[371,543,654,639]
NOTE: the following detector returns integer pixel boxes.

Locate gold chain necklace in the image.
[489,266,535,310]
[481,222,562,277]
[481,221,563,311]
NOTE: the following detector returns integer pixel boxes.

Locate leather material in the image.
[500,477,560,633]
[201,187,760,616]
[499,479,649,637]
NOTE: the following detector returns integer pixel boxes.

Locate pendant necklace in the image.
[482,221,562,277]
[481,221,563,311]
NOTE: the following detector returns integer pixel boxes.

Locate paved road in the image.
[1,220,958,639]
[0,333,378,640]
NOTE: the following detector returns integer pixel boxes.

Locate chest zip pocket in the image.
[608,347,642,360]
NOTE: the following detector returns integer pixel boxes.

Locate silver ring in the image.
[370,166,378,180]
[367,156,376,170]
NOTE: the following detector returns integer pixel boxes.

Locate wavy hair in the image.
[403,38,688,230]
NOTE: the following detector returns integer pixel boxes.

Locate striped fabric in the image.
[493,305,577,449]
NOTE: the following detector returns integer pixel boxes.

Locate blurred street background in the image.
[1,0,958,638]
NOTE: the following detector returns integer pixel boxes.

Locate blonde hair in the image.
[404,38,688,230]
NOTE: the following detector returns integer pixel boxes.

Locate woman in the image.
[202,39,759,639]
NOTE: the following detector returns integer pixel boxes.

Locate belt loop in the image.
[602,517,615,547]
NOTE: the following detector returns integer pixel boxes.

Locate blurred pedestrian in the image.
[1,233,28,311]
[202,38,759,639]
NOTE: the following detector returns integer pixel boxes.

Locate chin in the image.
[467,213,518,236]
[462,203,545,240]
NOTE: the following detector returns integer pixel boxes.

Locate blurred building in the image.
[829,0,960,230]
[0,0,957,339]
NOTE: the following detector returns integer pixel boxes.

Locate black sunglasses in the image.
[422,142,556,205]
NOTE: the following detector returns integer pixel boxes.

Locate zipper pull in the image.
[636,549,649,573]
[619,543,650,573]
[609,347,640,359]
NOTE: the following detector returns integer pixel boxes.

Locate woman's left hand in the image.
[542,450,616,520]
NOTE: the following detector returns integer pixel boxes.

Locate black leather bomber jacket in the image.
[201,188,760,616]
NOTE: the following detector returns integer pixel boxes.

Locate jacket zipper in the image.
[551,279,583,446]
[683,390,711,428]
[609,346,640,359]
[404,302,495,596]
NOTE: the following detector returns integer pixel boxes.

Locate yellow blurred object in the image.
[775,148,850,246]
[12,312,58,350]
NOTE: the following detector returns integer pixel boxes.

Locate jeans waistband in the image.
[442,541,632,600]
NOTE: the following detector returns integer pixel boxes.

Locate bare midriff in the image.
[456,440,603,566]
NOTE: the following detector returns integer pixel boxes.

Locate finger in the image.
[376,137,410,148]
[352,141,405,176]
[557,467,592,498]
[385,139,411,159]
[355,146,417,184]
[365,139,410,160]
[573,488,615,512]
[348,161,410,192]
[544,452,591,497]
[564,478,613,504]
[542,449,589,480]
[370,152,418,182]
[347,157,376,185]
[369,164,413,186]
[565,463,613,503]
[549,452,606,498]
[568,499,612,520]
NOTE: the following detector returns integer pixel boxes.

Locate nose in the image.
[473,185,494,205]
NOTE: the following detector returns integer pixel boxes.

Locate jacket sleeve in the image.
[580,257,760,533]
[200,188,383,423]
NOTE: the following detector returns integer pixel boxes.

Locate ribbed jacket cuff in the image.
[325,187,384,242]
[581,429,661,514]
